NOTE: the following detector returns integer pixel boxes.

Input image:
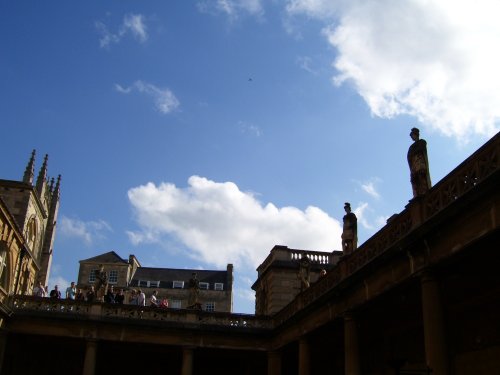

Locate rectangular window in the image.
[173,281,184,289]
[108,270,118,284]
[205,302,215,312]
[199,282,209,290]
[88,269,98,283]
[138,280,148,287]
[171,300,182,309]
[214,283,224,291]
[149,281,160,288]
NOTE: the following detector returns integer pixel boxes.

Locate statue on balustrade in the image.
[94,264,108,302]
[407,127,432,197]
[298,255,311,291]
[187,272,201,310]
[341,202,357,255]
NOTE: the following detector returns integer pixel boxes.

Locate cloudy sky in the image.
[1,1,499,313]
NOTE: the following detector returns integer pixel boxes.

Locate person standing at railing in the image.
[66,281,76,300]
[137,289,146,306]
[407,127,432,197]
[33,281,46,297]
[115,289,125,304]
[86,285,96,303]
[49,285,61,299]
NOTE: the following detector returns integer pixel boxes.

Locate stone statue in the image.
[341,202,358,254]
[298,255,311,291]
[94,264,108,302]
[187,272,201,309]
[407,127,432,197]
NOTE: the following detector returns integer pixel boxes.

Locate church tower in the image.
[0,150,61,288]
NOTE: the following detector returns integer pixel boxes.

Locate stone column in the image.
[421,272,449,375]
[82,339,97,375]
[181,347,194,375]
[0,329,7,374]
[267,350,281,375]
[344,314,360,375]
[298,337,310,375]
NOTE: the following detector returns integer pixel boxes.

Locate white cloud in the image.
[59,216,112,245]
[96,13,148,48]
[123,14,148,43]
[286,0,500,138]
[360,180,380,199]
[115,80,180,114]
[353,202,373,230]
[197,0,264,21]
[238,120,262,137]
[296,56,317,74]
[127,176,342,269]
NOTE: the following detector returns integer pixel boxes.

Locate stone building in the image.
[0,150,60,303]
[0,132,499,374]
[78,251,234,312]
[253,245,343,315]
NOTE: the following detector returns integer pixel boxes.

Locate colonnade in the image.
[267,272,449,375]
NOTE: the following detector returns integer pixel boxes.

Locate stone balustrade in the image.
[11,295,273,330]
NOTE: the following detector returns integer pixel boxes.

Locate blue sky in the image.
[1,1,499,313]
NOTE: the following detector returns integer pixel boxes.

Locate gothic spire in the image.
[23,149,36,184]
[49,177,55,193]
[36,154,48,195]
[52,174,61,201]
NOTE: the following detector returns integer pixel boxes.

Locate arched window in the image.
[0,241,9,291]
[25,217,38,255]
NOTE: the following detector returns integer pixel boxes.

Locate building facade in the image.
[0,150,60,302]
[77,251,234,312]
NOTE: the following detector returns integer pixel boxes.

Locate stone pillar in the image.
[298,337,310,375]
[0,329,7,374]
[344,314,360,375]
[421,272,449,375]
[267,350,281,375]
[82,339,97,375]
[181,347,194,375]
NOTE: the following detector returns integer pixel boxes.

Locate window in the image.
[173,280,184,289]
[171,300,182,309]
[0,245,7,289]
[88,269,98,283]
[138,280,160,288]
[108,270,118,284]
[214,283,224,291]
[199,282,209,290]
[205,302,215,312]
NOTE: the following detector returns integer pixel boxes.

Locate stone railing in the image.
[257,245,337,276]
[422,131,499,220]
[10,295,272,330]
[274,131,500,326]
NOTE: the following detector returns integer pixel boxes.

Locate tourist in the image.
[105,285,116,303]
[86,286,96,303]
[66,281,76,300]
[33,281,46,297]
[115,289,125,304]
[137,289,146,306]
[49,285,61,299]
[149,290,158,307]
[75,288,85,301]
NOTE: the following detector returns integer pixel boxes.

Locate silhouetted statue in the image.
[407,127,432,197]
[298,255,311,291]
[187,272,201,309]
[342,202,357,254]
[94,264,108,302]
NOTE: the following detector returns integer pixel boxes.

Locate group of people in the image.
[33,281,168,308]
